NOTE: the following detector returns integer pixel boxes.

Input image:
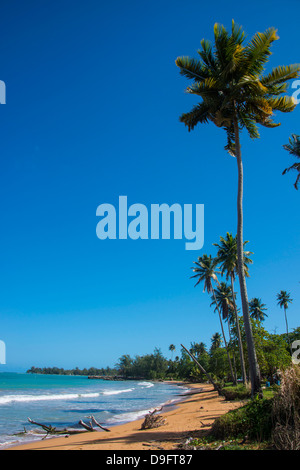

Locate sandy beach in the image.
[8,383,243,451]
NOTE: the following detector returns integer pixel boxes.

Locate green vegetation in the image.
[116,348,169,380]
[211,396,273,441]
[27,325,299,384]
[208,366,300,450]
[188,232,296,396]
[27,366,118,376]
[220,384,252,401]
[187,436,272,450]
[184,366,300,450]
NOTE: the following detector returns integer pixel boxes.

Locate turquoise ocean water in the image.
[0,373,187,448]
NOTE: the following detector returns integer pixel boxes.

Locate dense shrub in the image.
[211,396,273,441]
[221,384,251,401]
[272,366,300,450]
[212,366,300,448]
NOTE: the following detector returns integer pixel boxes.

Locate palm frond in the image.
[282,162,300,174]
[261,64,300,86]
[243,27,279,75]
[267,95,297,113]
[230,19,246,46]
[213,22,230,67]
[282,134,300,188]
[198,39,216,70]
[283,134,300,157]
[239,110,260,139]
[186,76,219,96]
[175,56,209,81]
[179,102,211,131]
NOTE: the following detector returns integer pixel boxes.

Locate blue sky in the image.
[0,0,299,372]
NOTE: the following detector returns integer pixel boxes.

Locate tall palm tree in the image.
[213,233,252,384]
[210,281,236,338]
[277,290,293,354]
[210,281,237,382]
[191,254,219,293]
[282,134,300,189]
[249,298,268,322]
[169,344,176,360]
[210,281,234,321]
[176,20,299,396]
[191,254,236,383]
[211,332,222,352]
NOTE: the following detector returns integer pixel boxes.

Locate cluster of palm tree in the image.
[191,238,295,387]
[191,232,266,386]
[176,20,300,395]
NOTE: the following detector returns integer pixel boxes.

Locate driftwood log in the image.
[78,415,111,432]
[87,415,111,432]
[140,407,166,430]
[28,415,110,437]
[27,418,61,436]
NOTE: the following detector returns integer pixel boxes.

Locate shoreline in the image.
[3,380,190,450]
[7,382,244,451]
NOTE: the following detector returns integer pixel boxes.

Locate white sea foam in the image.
[101,388,134,396]
[138,382,154,388]
[107,398,175,426]
[107,408,155,424]
[0,392,100,405]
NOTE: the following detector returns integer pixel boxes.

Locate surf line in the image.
[96,196,204,251]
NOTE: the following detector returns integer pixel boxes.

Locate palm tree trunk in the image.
[227,319,238,381]
[230,274,247,385]
[212,288,236,385]
[233,114,261,397]
[284,307,292,355]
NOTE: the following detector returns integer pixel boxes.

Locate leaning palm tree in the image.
[282,134,300,189]
[213,233,252,384]
[249,298,268,322]
[176,20,299,396]
[277,290,293,354]
[191,254,235,383]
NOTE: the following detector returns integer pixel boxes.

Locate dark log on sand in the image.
[28,416,110,437]
[140,407,166,430]
[87,415,111,432]
[78,419,95,432]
